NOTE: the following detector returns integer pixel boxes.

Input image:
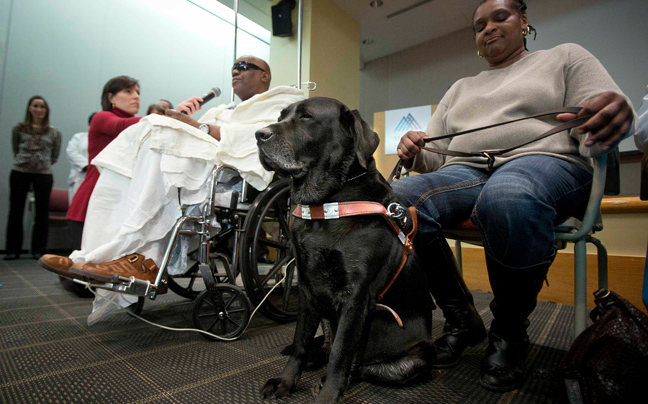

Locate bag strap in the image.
[388,107,589,183]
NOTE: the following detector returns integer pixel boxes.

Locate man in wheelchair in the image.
[39,56,304,298]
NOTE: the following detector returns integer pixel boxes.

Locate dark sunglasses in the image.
[232,61,265,72]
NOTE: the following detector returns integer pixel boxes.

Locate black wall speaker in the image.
[272,0,294,37]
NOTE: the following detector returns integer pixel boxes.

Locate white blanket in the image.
[92,85,304,190]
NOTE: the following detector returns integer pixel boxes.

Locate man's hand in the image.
[556,91,633,151]
[397,131,428,160]
[165,109,200,129]
[164,109,222,141]
[176,96,204,115]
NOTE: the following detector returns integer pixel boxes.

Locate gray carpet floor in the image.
[0,258,580,403]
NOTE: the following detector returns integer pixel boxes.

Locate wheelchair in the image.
[87,165,299,340]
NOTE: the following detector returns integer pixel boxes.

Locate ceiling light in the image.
[370,1,383,8]
[362,39,374,45]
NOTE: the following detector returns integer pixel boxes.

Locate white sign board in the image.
[384,105,432,155]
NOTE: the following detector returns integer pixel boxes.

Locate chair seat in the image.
[447,215,580,238]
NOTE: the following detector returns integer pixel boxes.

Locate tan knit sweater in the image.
[407,43,634,174]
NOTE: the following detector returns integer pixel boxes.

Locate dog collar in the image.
[292,201,417,303]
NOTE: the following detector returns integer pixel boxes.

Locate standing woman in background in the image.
[4,96,62,260]
[66,76,141,249]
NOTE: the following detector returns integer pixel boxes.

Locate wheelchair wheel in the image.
[192,284,250,340]
[168,253,230,300]
[240,178,299,323]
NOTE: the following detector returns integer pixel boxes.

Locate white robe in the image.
[69,86,303,321]
[65,131,88,204]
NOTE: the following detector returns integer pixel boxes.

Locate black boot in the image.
[479,253,552,392]
[418,235,486,368]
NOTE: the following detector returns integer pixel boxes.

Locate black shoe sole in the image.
[68,267,116,283]
[431,326,487,369]
[479,377,524,392]
[431,358,461,369]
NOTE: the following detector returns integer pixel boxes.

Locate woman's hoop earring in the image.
[477,51,484,58]
[523,26,530,37]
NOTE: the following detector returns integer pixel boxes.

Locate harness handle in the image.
[388,107,589,183]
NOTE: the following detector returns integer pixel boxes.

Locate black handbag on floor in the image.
[560,289,648,404]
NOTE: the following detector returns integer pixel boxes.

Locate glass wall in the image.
[0,0,271,250]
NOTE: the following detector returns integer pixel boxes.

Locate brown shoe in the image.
[39,254,74,277]
[69,254,162,284]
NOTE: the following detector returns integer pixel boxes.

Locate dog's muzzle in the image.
[255,127,274,142]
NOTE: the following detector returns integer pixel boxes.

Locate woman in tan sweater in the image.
[393,0,634,392]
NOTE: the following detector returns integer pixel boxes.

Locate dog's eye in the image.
[300,113,314,120]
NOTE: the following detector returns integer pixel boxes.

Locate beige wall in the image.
[309,0,360,109]
[269,0,360,107]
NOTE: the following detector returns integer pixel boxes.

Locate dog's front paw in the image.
[260,377,295,399]
[313,384,342,404]
[311,375,325,397]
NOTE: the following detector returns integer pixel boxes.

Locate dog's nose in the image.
[255,127,274,142]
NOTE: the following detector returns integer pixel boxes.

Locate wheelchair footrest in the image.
[75,275,166,299]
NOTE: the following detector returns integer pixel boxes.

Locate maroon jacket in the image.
[67,108,141,222]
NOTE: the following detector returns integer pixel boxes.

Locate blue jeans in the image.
[392,156,593,269]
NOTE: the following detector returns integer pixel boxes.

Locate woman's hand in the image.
[397,131,427,160]
[175,96,204,115]
[557,91,633,151]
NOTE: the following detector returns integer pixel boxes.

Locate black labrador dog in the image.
[255,97,435,403]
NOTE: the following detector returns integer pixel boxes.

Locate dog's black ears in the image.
[341,107,380,169]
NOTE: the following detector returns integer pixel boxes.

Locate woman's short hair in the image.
[19,95,50,133]
[101,75,139,111]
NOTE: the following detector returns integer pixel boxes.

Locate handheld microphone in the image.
[198,86,221,106]
[180,86,221,115]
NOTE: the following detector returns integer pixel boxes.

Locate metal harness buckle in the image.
[387,203,405,219]
[481,151,496,171]
[387,202,408,227]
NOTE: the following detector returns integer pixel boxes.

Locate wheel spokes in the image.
[260,255,292,287]
[256,237,286,251]
[206,317,220,332]
[223,293,237,310]
[272,202,291,238]
[187,276,197,291]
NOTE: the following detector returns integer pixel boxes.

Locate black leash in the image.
[388,107,590,183]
